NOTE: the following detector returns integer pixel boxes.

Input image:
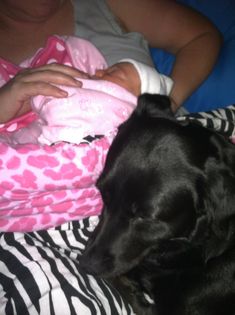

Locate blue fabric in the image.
[150,0,235,113]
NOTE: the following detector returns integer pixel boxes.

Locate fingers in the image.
[16,81,69,99]
[11,63,92,100]
[17,69,79,88]
[10,63,92,102]
[24,63,89,78]
[0,63,90,123]
[17,63,90,86]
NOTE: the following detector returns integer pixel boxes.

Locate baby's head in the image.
[93,59,173,97]
[94,62,141,96]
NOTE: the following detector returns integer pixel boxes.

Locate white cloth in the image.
[120,58,173,95]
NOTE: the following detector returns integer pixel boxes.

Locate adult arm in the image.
[107,0,222,111]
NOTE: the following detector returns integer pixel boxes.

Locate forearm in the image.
[0,100,30,124]
[170,30,222,111]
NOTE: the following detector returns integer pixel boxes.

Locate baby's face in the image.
[94,62,141,96]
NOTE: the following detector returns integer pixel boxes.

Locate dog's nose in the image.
[80,252,113,276]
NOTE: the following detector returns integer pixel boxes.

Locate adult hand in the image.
[0,63,89,123]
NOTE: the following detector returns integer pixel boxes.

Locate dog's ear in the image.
[171,136,235,262]
[201,141,235,261]
[135,93,174,119]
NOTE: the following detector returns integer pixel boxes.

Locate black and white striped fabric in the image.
[0,216,134,315]
[1,105,235,315]
[177,105,235,139]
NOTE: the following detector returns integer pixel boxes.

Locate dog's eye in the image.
[130,202,148,220]
[131,203,145,218]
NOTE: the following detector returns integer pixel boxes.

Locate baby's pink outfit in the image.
[11,78,136,145]
[0,35,136,232]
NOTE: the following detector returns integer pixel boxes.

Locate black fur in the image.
[80,94,235,315]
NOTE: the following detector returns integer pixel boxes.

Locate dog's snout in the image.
[80,249,114,276]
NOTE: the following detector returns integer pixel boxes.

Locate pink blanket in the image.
[0,138,110,232]
[0,35,137,232]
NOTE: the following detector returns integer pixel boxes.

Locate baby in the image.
[94,58,173,97]
[0,35,173,145]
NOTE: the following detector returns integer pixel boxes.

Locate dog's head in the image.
[80,94,235,277]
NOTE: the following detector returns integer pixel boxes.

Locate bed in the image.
[1,1,235,314]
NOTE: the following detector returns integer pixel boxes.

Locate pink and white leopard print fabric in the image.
[0,137,111,232]
[0,35,136,232]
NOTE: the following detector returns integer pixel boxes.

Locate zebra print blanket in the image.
[0,216,134,315]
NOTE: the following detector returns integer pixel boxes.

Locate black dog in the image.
[80,94,235,315]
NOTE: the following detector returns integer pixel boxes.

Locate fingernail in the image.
[75,80,82,86]
[59,90,68,97]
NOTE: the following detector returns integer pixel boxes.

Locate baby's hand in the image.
[0,63,89,123]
